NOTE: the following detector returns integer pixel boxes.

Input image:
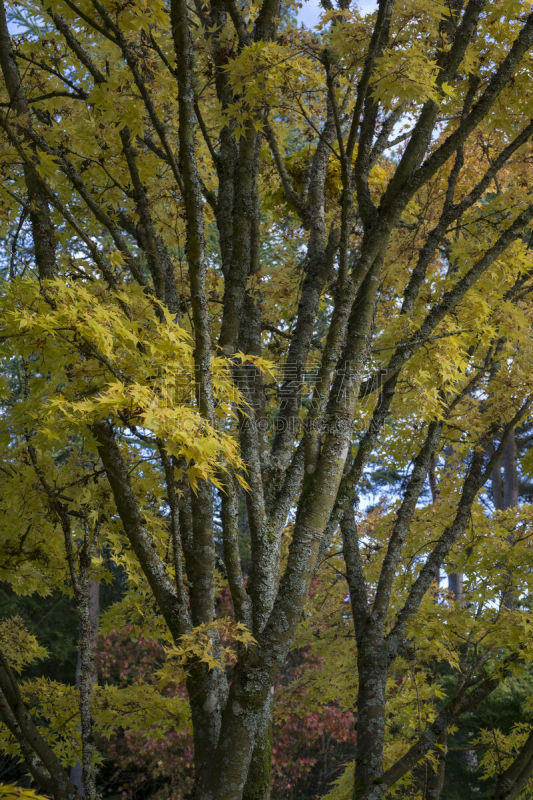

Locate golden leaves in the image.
[0,618,48,672]
[163,618,256,673]
[0,786,50,800]
[0,278,250,490]
[222,41,323,134]
[372,42,441,109]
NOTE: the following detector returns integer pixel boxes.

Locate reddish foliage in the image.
[95,629,193,799]
[272,704,354,797]
[97,628,165,686]
[273,648,355,798]
[95,628,354,799]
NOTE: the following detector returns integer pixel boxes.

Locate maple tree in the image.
[0,0,532,798]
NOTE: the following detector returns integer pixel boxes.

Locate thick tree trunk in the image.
[242,710,273,800]
[353,637,389,799]
[70,577,99,799]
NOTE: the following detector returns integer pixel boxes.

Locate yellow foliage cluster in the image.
[0,278,247,489]
[0,786,49,800]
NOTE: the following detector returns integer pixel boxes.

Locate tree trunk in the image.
[70,578,99,798]
[353,637,389,799]
[242,711,273,800]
